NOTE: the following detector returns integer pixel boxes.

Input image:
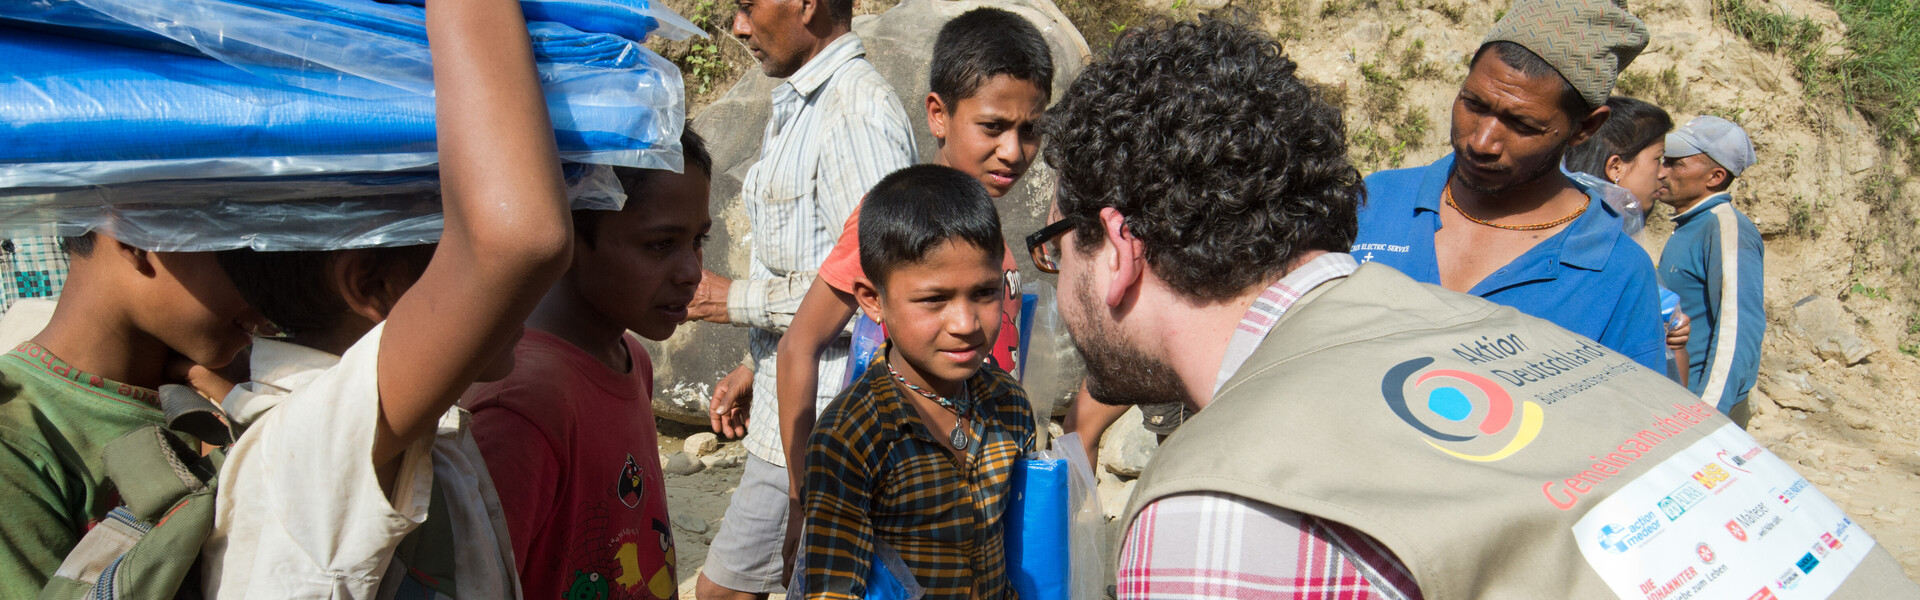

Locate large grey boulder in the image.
[646,0,1091,426]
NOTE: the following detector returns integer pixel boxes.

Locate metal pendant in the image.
[949,422,970,450]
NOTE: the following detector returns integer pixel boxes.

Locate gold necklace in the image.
[1444,185,1587,231]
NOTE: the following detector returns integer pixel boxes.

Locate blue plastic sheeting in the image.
[1006,458,1073,600]
[0,25,684,186]
[0,0,695,187]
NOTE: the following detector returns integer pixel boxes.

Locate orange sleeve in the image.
[816,204,865,294]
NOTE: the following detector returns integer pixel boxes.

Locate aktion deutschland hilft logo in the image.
[1381,357,1543,462]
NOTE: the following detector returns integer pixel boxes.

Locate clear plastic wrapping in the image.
[0,165,624,252]
[0,0,695,187]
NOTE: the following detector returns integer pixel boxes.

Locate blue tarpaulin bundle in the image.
[0,0,699,250]
[0,0,698,187]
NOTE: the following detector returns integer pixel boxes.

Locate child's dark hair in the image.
[577,126,712,249]
[858,165,1004,287]
[929,8,1054,105]
[216,239,436,340]
[1565,96,1674,179]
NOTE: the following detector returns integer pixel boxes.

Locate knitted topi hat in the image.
[1481,0,1650,109]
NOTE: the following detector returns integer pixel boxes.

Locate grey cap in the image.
[1665,116,1755,176]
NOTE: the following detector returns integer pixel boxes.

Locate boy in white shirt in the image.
[195,0,576,596]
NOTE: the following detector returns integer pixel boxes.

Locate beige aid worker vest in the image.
[1124,265,1918,600]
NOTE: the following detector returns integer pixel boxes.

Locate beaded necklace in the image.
[1444,184,1586,231]
[886,361,973,451]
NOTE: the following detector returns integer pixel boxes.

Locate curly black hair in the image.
[1042,17,1363,301]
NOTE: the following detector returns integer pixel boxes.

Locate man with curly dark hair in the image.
[1034,16,1917,600]
[1351,0,1670,376]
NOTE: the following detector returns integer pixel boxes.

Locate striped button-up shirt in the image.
[728,33,918,466]
[801,344,1036,600]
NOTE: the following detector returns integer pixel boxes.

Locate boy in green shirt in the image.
[0,234,263,596]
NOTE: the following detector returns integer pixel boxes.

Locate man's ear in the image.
[795,0,820,28]
[1099,207,1144,309]
[926,92,949,142]
[1706,167,1731,191]
[112,239,157,278]
[852,276,884,324]
[1567,104,1612,148]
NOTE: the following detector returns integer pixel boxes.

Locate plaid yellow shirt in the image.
[801,343,1036,600]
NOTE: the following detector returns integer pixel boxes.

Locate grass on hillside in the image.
[1713,0,1919,161]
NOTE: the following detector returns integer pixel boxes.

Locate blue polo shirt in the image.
[1354,154,1667,373]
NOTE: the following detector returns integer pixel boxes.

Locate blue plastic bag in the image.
[1005,433,1104,600]
[842,313,888,389]
[787,537,925,600]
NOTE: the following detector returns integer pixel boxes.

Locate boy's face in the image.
[854,240,1004,388]
[119,249,261,371]
[574,168,713,341]
[928,75,1048,199]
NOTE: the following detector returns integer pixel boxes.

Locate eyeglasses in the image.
[1025,219,1071,274]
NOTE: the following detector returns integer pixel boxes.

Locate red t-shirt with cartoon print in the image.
[817,206,1023,372]
[464,329,679,600]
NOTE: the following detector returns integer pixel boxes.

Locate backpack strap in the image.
[157,384,235,447]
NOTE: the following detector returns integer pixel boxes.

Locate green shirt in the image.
[0,343,168,597]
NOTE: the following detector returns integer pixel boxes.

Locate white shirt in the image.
[202,323,519,599]
[727,32,917,466]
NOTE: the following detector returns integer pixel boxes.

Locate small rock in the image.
[1748,388,1778,417]
[1099,407,1159,478]
[685,432,720,457]
[673,514,710,534]
[664,451,706,476]
[1792,297,1877,365]
[1799,456,1823,470]
[701,453,739,469]
[1836,406,1882,432]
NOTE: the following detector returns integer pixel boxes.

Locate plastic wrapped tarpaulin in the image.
[1005,433,1104,600]
[0,0,695,187]
[0,165,623,252]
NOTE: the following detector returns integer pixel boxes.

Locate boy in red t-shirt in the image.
[462,128,713,600]
[771,7,1051,571]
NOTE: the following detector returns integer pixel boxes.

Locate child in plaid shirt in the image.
[798,165,1036,600]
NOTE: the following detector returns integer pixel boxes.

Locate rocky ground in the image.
[646,0,1920,587]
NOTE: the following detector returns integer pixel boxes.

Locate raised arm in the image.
[373,0,573,465]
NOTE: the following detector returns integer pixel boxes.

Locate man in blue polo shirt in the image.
[1655,115,1764,426]
[1353,0,1667,373]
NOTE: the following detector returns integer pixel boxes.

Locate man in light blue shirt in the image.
[682,0,917,596]
[1656,116,1764,425]
[1353,1,1666,373]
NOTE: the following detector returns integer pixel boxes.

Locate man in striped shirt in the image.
[686,0,915,596]
[1031,19,1422,599]
[1655,116,1764,426]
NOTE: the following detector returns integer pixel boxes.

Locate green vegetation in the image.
[1786,196,1822,238]
[1713,0,1821,53]
[1616,66,1693,113]
[652,0,737,98]
[1350,51,1431,170]
[1713,0,1920,162]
